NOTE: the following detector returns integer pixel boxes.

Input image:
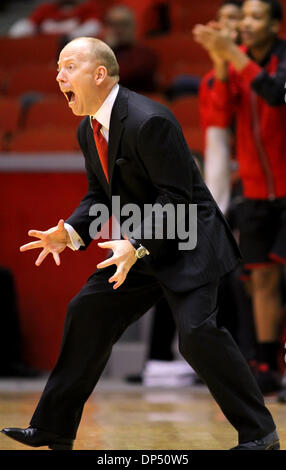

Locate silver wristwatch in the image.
[129,238,150,259]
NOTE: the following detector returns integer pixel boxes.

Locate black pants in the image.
[30,265,275,444]
[148,296,176,361]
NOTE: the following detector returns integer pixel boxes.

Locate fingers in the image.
[21,239,61,266]
[98,241,114,250]
[207,21,221,30]
[57,219,65,232]
[20,240,43,252]
[28,229,44,239]
[109,267,127,290]
[53,251,61,266]
[35,248,49,267]
[97,256,116,269]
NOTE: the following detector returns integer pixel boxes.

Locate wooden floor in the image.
[0,379,285,450]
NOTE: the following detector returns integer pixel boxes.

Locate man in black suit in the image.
[1,37,279,450]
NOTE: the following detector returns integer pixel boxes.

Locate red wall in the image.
[0,173,105,370]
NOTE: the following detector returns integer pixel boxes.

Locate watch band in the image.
[129,237,141,251]
[129,238,150,257]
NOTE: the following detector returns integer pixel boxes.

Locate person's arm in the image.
[199,72,231,131]
[224,42,286,106]
[96,116,196,288]
[128,115,194,259]
[19,120,110,266]
[194,25,238,127]
[204,127,231,215]
[194,23,286,106]
[198,75,232,214]
[64,222,85,250]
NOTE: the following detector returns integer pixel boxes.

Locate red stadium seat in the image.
[0,68,8,94]
[0,97,22,132]
[0,35,60,67]
[9,127,80,152]
[156,60,209,89]
[143,33,210,65]
[143,33,211,89]
[182,125,204,153]
[170,0,221,32]
[171,96,200,127]
[142,92,168,105]
[25,97,82,130]
[5,64,59,96]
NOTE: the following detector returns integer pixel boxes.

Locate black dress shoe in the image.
[230,430,280,450]
[1,426,74,450]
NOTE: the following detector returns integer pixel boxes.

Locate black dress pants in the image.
[148,296,176,361]
[30,264,275,444]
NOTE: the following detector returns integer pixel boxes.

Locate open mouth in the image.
[64,91,75,103]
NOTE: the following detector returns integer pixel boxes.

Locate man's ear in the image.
[94,65,108,84]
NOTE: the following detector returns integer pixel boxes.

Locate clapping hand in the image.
[193,21,236,61]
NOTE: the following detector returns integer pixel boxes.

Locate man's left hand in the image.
[97,239,137,289]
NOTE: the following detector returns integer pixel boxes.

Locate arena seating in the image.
[0,35,60,67]
[5,64,59,96]
[9,127,80,152]
[24,97,82,131]
[0,97,21,132]
[171,96,200,127]
[0,0,285,154]
[182,126,204,153]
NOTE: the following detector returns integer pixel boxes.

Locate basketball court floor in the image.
[0,378,285,450]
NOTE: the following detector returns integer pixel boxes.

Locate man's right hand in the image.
[20,219,70,267]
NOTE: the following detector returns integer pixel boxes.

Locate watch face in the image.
[137,246,147,258]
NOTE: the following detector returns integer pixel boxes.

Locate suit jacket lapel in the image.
[108,85,128,197]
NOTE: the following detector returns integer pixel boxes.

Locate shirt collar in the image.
[90,83,119,130]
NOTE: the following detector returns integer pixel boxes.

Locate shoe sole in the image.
[48,442,73,450]
[265,440,280,450]
[1,430,73,450]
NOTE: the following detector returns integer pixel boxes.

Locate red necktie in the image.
[92,118,109,183]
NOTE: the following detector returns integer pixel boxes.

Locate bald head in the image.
[60,37,119,78]
[57,37,120,116]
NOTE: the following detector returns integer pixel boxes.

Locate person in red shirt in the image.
[9,0,103,38]
[194,0,286,394]
[199,0,243,215]
[103,4,158,92]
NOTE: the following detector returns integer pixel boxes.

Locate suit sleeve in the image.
[131,115,194,259]
[65,120,110,250]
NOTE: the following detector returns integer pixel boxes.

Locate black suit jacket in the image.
[66,85,241,292]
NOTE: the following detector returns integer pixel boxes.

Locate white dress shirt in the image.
[65,83,120,250]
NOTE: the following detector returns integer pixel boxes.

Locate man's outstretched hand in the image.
[97,238,137,290]
[20,219,70,267]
